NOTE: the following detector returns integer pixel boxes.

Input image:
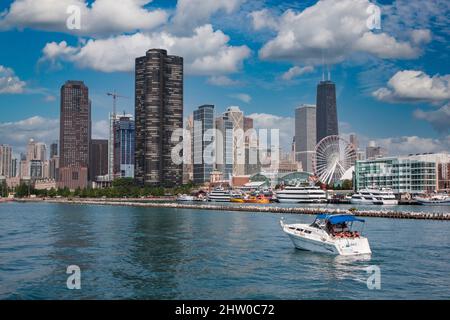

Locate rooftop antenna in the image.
[321,52,325,81]
[327,64,331,81]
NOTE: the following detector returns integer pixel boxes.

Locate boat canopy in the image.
[316,214,365,224]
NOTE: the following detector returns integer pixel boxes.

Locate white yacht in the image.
[414,193,450,206]
[351,188,398,205]
[275,185,327,203]
[207,188,231,202]
[176,194,195,201]
[280,214,371,256]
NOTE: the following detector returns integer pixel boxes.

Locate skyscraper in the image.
[183,115,194,184]
[50,142,58,158]
[215,115,234,180]
[193,105,215,184]
[224,106,245,176]
[49,142,59,180]
[90,139,109,180]
[316,80,338,143]
[58,80,91,189]
[135,49,183,186]
[0,144,12,177]
[11,158,17,178]
[295,104,316,173]
[113,114,135,178]
[366,141,387,160]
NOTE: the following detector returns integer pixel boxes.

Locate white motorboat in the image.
[176,194,195,201]
[280,214,371,256]
[414,193,450,206]
[207,188,231,202]
[351,188,398,205]
[275,185,327,203]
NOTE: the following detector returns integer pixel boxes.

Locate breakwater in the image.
[14,198,450,221]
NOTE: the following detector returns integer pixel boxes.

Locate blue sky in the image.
[0,0,449,156]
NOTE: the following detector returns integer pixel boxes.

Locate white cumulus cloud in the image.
[40,25,251,75]
[0,116,59,153]
[281,66,314,80]
[0,65,26,94]
[414,104,450,133]
[171,0,244,34]
[259,0,423,65]
[373,70,450,103]
[248,9,279,31]
[0,0,168,36]
[247,113,294,151]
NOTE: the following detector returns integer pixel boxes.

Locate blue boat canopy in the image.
[316,214,365,224]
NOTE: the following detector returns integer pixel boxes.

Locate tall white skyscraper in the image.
[295,104,316,173]
[223,106,245,176]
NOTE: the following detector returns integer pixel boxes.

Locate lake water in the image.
[1,202,449,299]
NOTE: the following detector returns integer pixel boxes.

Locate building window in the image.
[72,171,79,180]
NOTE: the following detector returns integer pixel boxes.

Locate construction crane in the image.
[106,91,129,116]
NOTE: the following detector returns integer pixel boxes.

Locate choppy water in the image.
[1,202,449,299]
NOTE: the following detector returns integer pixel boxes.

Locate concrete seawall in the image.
[13,198,450,221]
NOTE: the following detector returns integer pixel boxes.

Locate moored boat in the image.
[351,188,398,205]
[176,194,195,201]
[207,188,231,202]
[275,184,327,203]
[280,214,371,256]
[414,193,450,206]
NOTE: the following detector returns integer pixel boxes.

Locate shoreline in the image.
[11,198,450,221]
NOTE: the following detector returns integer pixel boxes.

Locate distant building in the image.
[224,106,245,176]
[183,115,194,184]
[90,139,109,180]
[113,114,135,178]
[355,153,450,194]
[58,80,91,190]
[295,104,316,173]
[50,142,58,158]
[193,105,215,184]
[0,144,12,177]
[215,114,234,180]
[349,134,358,150]
[316,80,338,143]
[366,141,387,160]
[49,156,59,180]
[11,158,17,178]
[30,160,43,178]
[135,49,183,186]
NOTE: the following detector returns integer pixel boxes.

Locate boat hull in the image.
[281,223,371,256]
[278,198,327,204]
[415,199,450,206]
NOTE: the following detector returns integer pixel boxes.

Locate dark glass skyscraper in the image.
[58,80,91,189]
[135,49,183,186]
[193,105,214,184]
[114,114,135,178]
[89,139,108,180]
[316,80,338,143]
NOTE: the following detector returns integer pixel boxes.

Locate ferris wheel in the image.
[313,135,356,185]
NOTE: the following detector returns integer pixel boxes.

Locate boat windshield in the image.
[311,214,365,237]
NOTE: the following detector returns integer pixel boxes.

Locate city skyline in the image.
[0,0,449,159]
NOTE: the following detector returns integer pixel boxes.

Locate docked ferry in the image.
[351,188,398,205]
[275,185,327,203]
[207,188,231,202]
